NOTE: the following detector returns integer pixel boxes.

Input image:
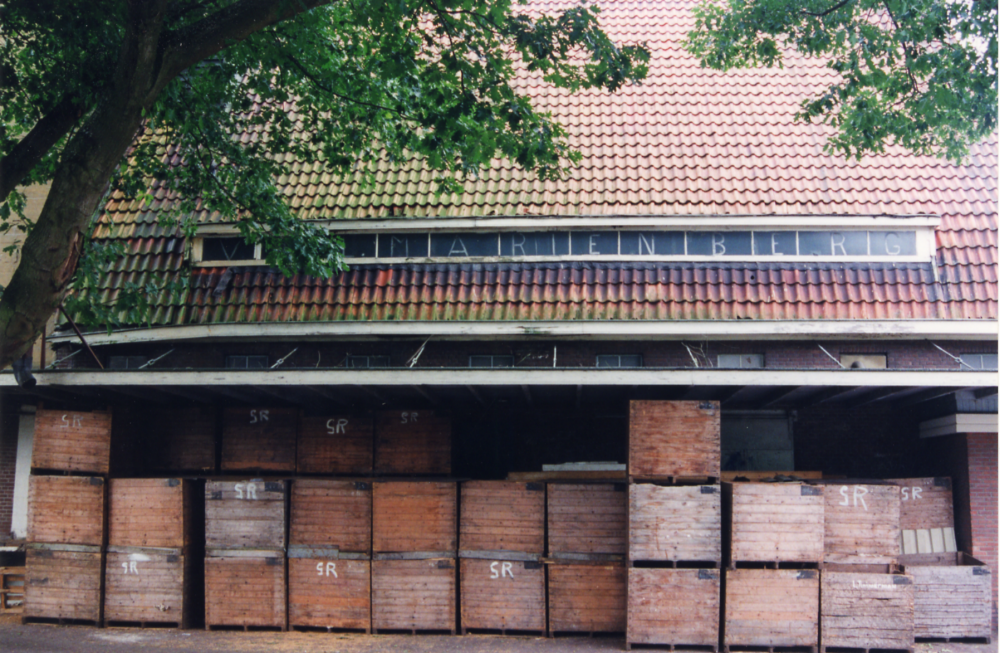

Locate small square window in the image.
[469,355,514,368]
[717,354,764,369]
[960,353,998,370]
[226,355,269,369]
[107,355,148,370]
[596,354,643,368]
[841,354,887,369]
[347,355,391,368]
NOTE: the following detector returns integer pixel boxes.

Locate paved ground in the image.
[1,617,996,653]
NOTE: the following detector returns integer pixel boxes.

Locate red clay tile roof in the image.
[89,0,997,326]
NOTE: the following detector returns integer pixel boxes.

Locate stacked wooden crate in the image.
[374,410,451,475]
[143,406,217,474]
[722,482,823,651]
[104,478,201,627]
[24,408,114,625]
[297,415,373,475]
[460,481,546,635]
[221,407,297,473]
[547,483,627,635]
[627,400,722,651]
[204,479,287,630]
[890,477,957,564]
[372,480,457,634]
[288,479,372,632]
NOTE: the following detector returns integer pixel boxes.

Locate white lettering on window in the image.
[831,233,846,255]
[884,232,901,255]
[589,234,600,255]
[712,234,725,255]
[448,238,468,256]
[771,233,783,255]
[638,233,655,255]
[512,234,526,256]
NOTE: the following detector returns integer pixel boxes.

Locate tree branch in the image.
[801,0,856,17]
[283,53,410,118]
[881,0,920,93]
[0,94,82,200]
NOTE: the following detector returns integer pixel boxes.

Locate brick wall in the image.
[967,433,998,624]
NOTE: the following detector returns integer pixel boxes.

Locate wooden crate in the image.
[204,553,286,630]
[374,410,451,475]
[373,481,456,554]
[628,400,720,480]
[24,544,103,623]
[724,569,819,648]
[109,478,198,550]
[288,549,370,632]
[725,482,824,565]
[297,415,373,475]
[221,407,297,473]
[821,571,914,650]
[371,557,456,633]
[548,561,626,634]
[629,484,721,563]
[888,477,957,561]
[547,483,627,556]
[460,481,544,555]
[824,483,900,565]
[32,408,113,475]
[627,567,720,649]
[205,480,287,551]
[290,480,371,554]
[460,556,545,633]
[143,405,216,473]
[910,553,992,640]
[1,567,25,613]
[104,547,197,627]
[27,475,106,546]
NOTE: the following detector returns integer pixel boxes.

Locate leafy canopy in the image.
[685,0,997,162]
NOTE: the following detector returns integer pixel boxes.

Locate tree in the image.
[685,0,996,162]
[0,0,649,370]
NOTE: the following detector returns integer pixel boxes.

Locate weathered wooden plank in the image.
[548,562,626,634]
[824,484,900,565]
[460,558,545,632]
[109,478,197,551]
[910,557,992,640]
[547,483,627,556]
[290,480,370,554]
[373,481,456,554]
[374,410,451,475]
[204,556,286,629]
[460,481,545,555]
[205,480,286,551]
[820,571,914,649]
[726,483,824,564]
[629,401,720,479]
[104,548,194,627]
[371,558,456,632]
[630,484,721,563]
[32,409,113,475]
[288,557,370,631]
[27,475,106,547]
[24,547,103,622]
[627,567,720,647]
[297,415,373,475]
[724,569,818,647]
[221,407,297,473]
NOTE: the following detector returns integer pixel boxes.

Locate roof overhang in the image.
[919,413,999,438]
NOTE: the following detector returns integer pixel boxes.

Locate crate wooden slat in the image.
[627,567,720,649]
[104,547,196,627]
[821,571,914,650]
[109,478,197,550]
[371,558,456,633]
[143,406,216,473]
[205,480,287,551]
[290,480,371,554]
[31,409,113,475]
[725,482,824,565]
[460,481,544,554]
[24,544,103,623]
[547,483,627,555]
[910,553,992,640]
[205,554,286,629]
[628,400,720,479]
[288,556,370,632]
[373,481,456,554]
[1,567,25,613]
[824,483,901,565]
[629,484,721,563]
[297,415,373,475]
[548,562,626,634]
[888,477,957,561]
[724,569,819,648]
[27,475,106,546]
[459,557,545,633]
[374,410,451,475]
[221,407,297,473]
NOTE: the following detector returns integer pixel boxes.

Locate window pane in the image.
[203,237,256,261]
[469,355,513,368]
[718,354,763,369]
[226,355,268,369]
[596,354,642,368]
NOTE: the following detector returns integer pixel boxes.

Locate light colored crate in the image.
[205,479,286,551]
[629,400,720,479]
[32,409,112,475]
[547,483,627,556]
[821,571,914,650]
[460,481,545,555]
[724,568,819,648]
[104,547,194,627]
[824,483,900,565]
[627,567,720,649]
[460,557,545,633]
[911,553,992,640]
[24,544,103,623]
[629,484,721,563]
[548,561,626,634]
[725,482,824,564]
[888,477,957,562]
[27,475,105,547]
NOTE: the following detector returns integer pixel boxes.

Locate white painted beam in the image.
[919,413,999,438]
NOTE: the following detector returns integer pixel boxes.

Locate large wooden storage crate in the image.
[629,484,721,564]
[460,481,544,555]
[724,569,819,648]
[143,405,216,473]
[104,547,198,627]
[371,557,456,633]
[288,548,370,632]
[109,478,198,550]
[627,567,720,650]
[373,481,456,554]
[290,480,371,554]
[297,415,373,475]
[724,482,824,565]
[459,556,546,634]
[221,407,297,473]
[24,544,104,623]
[205,479,287,551]
[823,483,900,565]
[547,483,627,556]
[910,553,992,641]
[374,410,451,475]
[548,561,626,635]
[27,475,106,546]
[889,477,957,562]
[628,400,720,480]
[204,553,286,630]
[31,408,113,475]
[821,571,914,650]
